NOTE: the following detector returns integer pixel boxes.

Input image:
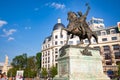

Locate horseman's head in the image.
[77,11,82,17]
[67,11,77,22]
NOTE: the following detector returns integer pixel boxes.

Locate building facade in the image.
[41,18,120,73]
[0,55,12,75]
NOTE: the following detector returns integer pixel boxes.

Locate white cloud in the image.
[8,37,14,41]
[0,20,7,28]
[2,29,17,37]
[46,2,65,9]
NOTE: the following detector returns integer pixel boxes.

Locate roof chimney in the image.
[58,18,61,23]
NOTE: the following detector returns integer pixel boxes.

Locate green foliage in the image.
[24,68,37,78]
[27,56,36,70]
[36,52,42,77]
[9,53,40,78]
[41,68,47,78]
[7,68,17,77]
[49,66,57,78]
[11,53,27,69]
[36,52,41,70]
[118,63,120,76]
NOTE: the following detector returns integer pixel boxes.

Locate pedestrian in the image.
[118,76,120,80]
[1,73,7,80]
[0,73,2,80]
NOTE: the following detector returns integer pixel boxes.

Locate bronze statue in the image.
[61,4,98,55]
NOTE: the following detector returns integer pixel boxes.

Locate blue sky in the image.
[0,0,120,62]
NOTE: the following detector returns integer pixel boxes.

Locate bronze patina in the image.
[61,4,98,55]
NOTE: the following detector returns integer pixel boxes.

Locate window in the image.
[77,41,80,44]
[114,52,120,59]
[69,41,73,45]
[60,34,63,38]
[55,35,58,39]
[45,45,47,48]
[101,31,106,35]
[93,39,96,42]
[113,44,120,50]
[55,55,58,58]
[110,29,116,34]
[112,37,117,40]
[102,38,107,41]
[60,41,63,45]
[104,53,111,60]
[103,45,110,51]
[85,40,89,43]
[93,20,98,23]
[55,48,58,54]
[55,41,57,45]
[106,61,112,65]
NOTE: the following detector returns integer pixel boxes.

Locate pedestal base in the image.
[54,45,110,80]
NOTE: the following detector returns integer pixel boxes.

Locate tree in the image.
[27,56,36,70]
[7,68,17,77]
[24,67,36,78]
[36,52,42,77]
[25,56,37,78]
[118,64,120,76]
[10,53,37,78]
[49,66,57,79]
[41,68,47,80]
[11,53,27,69]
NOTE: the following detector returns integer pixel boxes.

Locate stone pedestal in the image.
[54,45,110,80]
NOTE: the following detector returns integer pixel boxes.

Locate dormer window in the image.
[101,30,107,35]
[110,29,116,34]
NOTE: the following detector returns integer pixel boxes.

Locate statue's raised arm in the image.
[84,3,90,17]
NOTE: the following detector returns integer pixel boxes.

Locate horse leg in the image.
[85,33,91,50]
[65,32,71,45]
[92,32,98,44]
[77,37,84,46]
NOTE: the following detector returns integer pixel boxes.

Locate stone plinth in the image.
[54,45,110,80]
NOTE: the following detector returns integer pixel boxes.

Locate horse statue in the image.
[61,4,98,55]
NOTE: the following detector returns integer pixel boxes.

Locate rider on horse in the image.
[70,4,91,36]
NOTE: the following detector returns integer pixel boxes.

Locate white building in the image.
[41,18,68,70]
[41,18,120,73]
[0,55,12,75]
[89,17,105,31]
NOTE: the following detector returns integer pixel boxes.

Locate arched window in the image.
[101,30,107,35]
[110,29,116,34]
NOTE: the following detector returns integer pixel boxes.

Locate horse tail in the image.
[92,32,98,44]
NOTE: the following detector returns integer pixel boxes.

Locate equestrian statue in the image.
[61,4,98,55]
